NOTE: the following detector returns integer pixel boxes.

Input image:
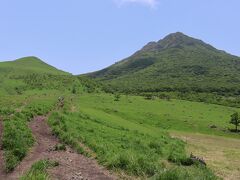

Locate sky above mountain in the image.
[0,0,239,74]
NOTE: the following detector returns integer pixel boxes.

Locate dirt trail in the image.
[2,116,116,180]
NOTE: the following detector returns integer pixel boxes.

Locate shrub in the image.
[114,94,121,101]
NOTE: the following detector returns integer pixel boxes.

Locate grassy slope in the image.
[105,47,240,92]
[0,57,102,96]
[1,90,233,178]
[77,94,239,138]
[0,56,70,95]
[48,93,239,178]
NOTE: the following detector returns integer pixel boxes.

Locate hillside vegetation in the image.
[0,57,101,95]
[0,56,224,179]
[48,93,220,179]
[88,32,240,107]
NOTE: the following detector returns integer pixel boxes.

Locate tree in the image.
[230,112,240,132]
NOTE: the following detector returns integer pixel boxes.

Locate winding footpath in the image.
[0,116,116,180]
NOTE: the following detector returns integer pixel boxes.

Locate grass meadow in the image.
[48,93,239,179]
[1,91,239,179]
[77,93,239,138]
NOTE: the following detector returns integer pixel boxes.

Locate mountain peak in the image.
[141,32,212,53]
[163,32,187,39]
[161,32,190,42]
[158,32,200,49]
[14,56,45,64]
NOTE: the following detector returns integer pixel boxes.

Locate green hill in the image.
[0,56,70,95]
[0,56,101,96]
[88,32,240,106]
[0,56,69,76]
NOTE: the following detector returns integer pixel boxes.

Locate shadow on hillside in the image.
[228,128,240,133]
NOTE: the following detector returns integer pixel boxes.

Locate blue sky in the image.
[0,0,239,74]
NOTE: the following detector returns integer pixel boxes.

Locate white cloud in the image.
[115,0,159,8]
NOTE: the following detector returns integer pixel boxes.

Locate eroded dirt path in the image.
[4,116,116,180]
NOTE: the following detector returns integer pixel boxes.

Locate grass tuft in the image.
[20,159,59,180]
